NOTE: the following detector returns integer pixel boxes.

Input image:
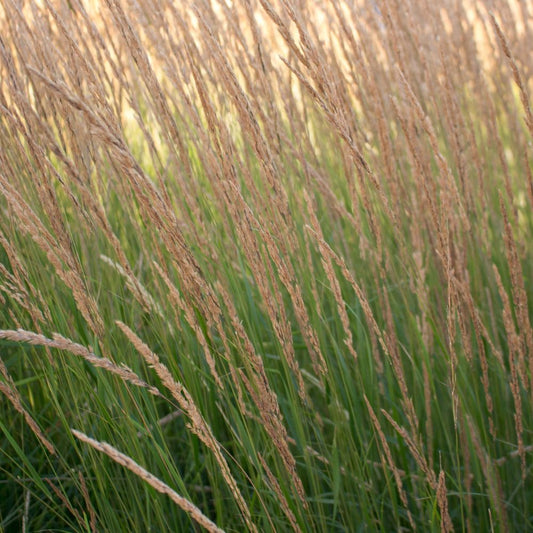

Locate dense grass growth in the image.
[1,0,532,531]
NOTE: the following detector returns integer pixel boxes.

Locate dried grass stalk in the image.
[71,429,225,533]
[0,329,161,397]
[436,470,454,533]
[115,321,257,532]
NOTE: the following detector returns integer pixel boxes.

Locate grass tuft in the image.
[1,0,532,531]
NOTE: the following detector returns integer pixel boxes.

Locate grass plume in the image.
[0,0,532,530]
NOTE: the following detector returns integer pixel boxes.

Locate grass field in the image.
[0,0,532,531]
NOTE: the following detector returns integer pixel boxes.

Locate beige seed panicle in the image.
[0,329,161,397]
[71,429,225,533]
[115,321,257,533]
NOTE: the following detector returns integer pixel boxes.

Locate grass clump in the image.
[0,0,532,531]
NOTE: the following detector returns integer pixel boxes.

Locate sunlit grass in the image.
[1,0,532,531]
